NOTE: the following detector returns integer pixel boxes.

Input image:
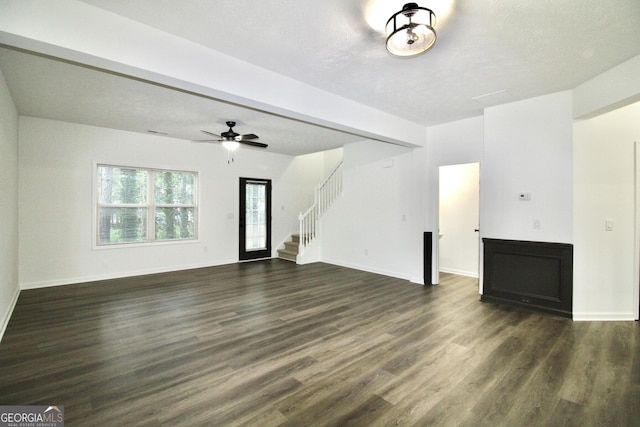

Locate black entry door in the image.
[239,178,272,261]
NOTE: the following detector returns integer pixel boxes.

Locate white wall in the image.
[573,101,640,320]
[483,92,574,243]
[0,69,19,340]
[322,147,344,177]
[322,140,414,279]
[439,163,480,277]
[18,117,326,288]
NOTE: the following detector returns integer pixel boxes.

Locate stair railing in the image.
[298,161,343,252]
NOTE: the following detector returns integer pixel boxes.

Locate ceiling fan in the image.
[196,121,268,150]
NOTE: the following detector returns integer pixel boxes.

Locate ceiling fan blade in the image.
[192,139,221,143]
[240,133,259,140]
[201,130,221,138]
[239,140,268,148]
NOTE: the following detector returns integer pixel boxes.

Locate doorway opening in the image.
[437,163,480,288]
[239,177,272,261]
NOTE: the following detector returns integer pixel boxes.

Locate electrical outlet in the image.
[533,219,541,229]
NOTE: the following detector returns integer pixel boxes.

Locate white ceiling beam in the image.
[0,0,426,148]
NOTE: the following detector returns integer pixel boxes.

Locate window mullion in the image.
[155,204,195,208]
[98,203,146,208]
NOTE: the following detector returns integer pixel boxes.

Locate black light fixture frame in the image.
[385,2,437,57]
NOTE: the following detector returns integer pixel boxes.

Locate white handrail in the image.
[298,161,343,253]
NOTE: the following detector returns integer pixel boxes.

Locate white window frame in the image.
[95,163,198,247]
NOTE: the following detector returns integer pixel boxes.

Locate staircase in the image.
[277,233,303,262]
[278,161,343,263]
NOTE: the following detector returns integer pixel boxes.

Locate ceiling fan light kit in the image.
[385,2,437,57]
[195,120,268,163]
[198,121,267,148]
[221,139,240,151]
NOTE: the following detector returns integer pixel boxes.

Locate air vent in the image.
[471,89,510,107]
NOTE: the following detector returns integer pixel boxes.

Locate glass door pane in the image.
[245,182,267,250]
[239,178,271,261]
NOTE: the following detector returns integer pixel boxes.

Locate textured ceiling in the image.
[0,48,361,156]
[1,0,639,155]
[77,0,640,125]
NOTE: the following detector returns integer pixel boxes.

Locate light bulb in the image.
[222,140,240,151]
[406,29,419,45]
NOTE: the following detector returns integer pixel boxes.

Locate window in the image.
[97,165,197,245]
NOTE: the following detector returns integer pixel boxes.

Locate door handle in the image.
[474,229,480,232]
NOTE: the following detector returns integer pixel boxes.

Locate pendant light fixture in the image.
[385,2,437,57]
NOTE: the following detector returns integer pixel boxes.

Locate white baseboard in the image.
[321,258,410,282]
[297,256,321,265]
[439,267,479,278]
[19,259,238,290]
[0,285,20,343]
[409,276,426,285]
[572,312,637,321]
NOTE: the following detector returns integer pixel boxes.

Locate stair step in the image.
[284,241,299,252]
[277,248,297,262]
[281,232,314,263]
[292,233,312,244]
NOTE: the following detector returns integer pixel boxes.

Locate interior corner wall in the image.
[425,115,484,283]
[321,140,415,280]
[321,147,344,177]
[0,69,20,340]
[573,101,640,320]
[483,91,573,243]
[18,117,324,289]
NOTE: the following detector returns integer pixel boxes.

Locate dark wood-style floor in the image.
[1,260,638,426]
